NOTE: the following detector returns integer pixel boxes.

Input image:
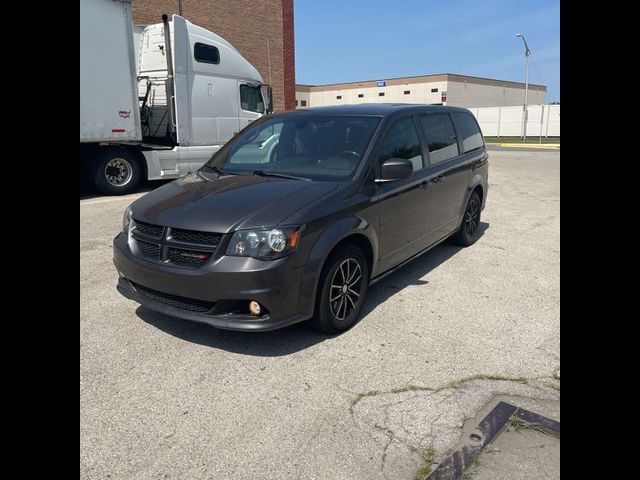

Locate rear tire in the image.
[311,244,370,334]
[452,191,482,246]
[92,148,142,195]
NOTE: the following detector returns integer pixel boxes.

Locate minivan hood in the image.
[130,172,338,233]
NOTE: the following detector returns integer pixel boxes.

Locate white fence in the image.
[466,104,560,138]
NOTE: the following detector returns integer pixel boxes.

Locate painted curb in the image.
[425,401,560,480]
[497,143,560,149]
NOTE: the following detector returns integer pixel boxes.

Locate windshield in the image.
[205,114,382,181]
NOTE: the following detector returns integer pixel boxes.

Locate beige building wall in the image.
[306,81,448,106]
[295,89,310,108]
[295,74,546,110]
[445,80,546,108]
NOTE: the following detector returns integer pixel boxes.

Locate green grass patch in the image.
[391,385,434,394]
[413,447,437,480]
[442,374,528,391]
[508,414,547,435]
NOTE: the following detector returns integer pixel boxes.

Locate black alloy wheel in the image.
[312,244,370,334]
[452,191,482,246]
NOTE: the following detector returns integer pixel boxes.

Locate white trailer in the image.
[80,0,272,195]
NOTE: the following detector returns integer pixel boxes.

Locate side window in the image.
[194,42,220,64]
[240,84,265,113]
[452,112,484,153]
[378,117,423,173]
[418,114,459,165]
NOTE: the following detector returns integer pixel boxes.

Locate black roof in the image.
[283,103,470,116]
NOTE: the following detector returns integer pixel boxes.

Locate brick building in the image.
[132,0,295,112]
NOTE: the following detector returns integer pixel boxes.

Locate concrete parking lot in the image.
[80,149,560,480]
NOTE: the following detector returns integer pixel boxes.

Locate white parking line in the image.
[80,192,146,206]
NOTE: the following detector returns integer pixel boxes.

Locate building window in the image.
[358,94,364,98]
[378,92,385,97]
[301,100,307,107]
[431,88,438,93]
[404,90,410,95]
[194,42,220,64]
[295,100,299,106]
[336,95,342,100]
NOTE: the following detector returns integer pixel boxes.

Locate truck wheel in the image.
[93,149,141,195]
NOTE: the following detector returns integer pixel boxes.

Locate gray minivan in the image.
[114,104,488,334]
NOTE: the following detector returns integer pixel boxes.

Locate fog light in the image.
[249,301,261,316]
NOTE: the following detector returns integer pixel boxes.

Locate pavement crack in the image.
[349,374,531,413]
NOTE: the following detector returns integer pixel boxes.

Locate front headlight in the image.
[226,226,301,260]
[122,206,132,233]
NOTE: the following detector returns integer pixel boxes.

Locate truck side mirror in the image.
[261,84,273,114]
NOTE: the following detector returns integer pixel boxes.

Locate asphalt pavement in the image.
[80,149,560,480]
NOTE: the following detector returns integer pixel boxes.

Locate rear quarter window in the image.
[452,112,484,153]
[418,114,459,165]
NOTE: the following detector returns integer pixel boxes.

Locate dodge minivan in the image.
[114,104,488,334]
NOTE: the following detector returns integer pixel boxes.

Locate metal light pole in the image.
[516,33,531,141]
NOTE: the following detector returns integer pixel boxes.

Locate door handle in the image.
[430,175,445,184]
[419,181,428,190]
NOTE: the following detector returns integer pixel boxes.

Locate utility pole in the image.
[516,33,531,141]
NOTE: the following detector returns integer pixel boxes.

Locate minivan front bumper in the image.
[113,232,312,331]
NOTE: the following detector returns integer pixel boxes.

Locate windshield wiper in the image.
[199,164,242,177]
[252,170,310,181]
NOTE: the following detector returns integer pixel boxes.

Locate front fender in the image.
[296,215,379,317]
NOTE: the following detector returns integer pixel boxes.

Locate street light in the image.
[516,33,531,141]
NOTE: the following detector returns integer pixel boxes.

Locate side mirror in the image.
[376,158,413,182]
[261,84,273,114]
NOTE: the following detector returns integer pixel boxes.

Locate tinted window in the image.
[452,112,484,152]
[379,118,423,173]
[194,42,220,64]
[206,115,381,181]
[419,114,459,164]
[240,85,264,113]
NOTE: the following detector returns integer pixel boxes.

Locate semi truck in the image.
[80,0,272,195]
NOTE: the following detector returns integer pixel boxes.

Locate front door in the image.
[375,116,431,274]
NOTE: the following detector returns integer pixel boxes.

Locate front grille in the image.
[130,220,221,268]
[171,228,221,246]
[137,240,161,259]
[131,281,215,313]
[134,221,163,238]
[168,248,211,267]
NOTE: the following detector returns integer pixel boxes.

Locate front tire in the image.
[93,148,142,195]
[311,244,370,334]
[452,191,482,246]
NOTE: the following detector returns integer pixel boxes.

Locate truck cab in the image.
[80,4,272,195]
